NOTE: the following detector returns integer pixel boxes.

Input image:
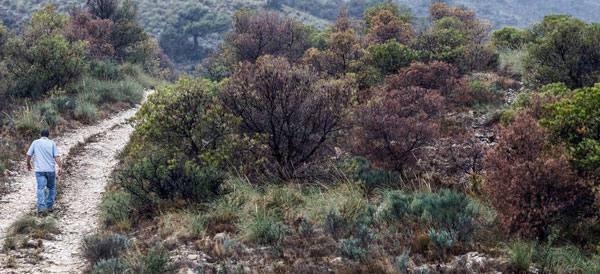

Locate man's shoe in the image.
[48,208,54,213]
[37,209,47,217]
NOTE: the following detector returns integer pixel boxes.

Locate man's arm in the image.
[55,156,63,176]
[26,155,33,171]
[26,142,34,172]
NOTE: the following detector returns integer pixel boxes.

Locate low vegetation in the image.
[87,1,600,272]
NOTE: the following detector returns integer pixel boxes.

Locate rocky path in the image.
[0,102,142,273]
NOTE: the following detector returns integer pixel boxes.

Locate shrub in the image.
[485,113,595,239]
[410,190,476,242]
[125,78,237,180]
[352,85,442,172]
[340,238,367,261]
[492,27,530,50]
[223,10,310,64]
[4,6,86,98]
[247,213,285,245]
[222,56,352,178]
[365,40,417,75]
[364,3,413,44]
[427,228,456,250]
[301,13,363,76]
[91,258,127,274]
[392,61,472,107]
[542,84,600,173]
[382,189,479,242]
[116,154,224,215]
[100,190,133,229]
[524,16,600,88]
[50,95,77,113]
[82,233,130,265]
[74,100,99,123]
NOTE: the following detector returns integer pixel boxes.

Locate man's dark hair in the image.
[40,129,50,137]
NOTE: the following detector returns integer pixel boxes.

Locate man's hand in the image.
[27,164,32,171]
[57,167,63,177]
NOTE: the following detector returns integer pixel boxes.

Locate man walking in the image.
[26,129,63,214]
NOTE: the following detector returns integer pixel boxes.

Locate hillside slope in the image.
[3,0,600,34]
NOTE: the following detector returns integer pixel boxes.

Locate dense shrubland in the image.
[82,1,600,273]
[0,1,170,180]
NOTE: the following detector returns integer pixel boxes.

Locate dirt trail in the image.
[0,102,142,273]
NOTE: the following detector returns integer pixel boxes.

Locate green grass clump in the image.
[73,99,99,123]
[508,241,534,272]
[100,190,133,230]
[82,233,131,266]
[246,212,285,245]
[76,77,144,106]
[127,244,170,274]
[9,215,59,239]
[13,106,47,138]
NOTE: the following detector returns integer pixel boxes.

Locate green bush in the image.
[91,258,127,274]
[427,228,456,250]
[82,233,131,265]
[100,190,133,228]
[247,213,285,245]
[340,238,367,261]
[366,40,418,75]
[542,83,600,172]
[116,154,224,215]
[74,100,98,123]
[382,189,479,243]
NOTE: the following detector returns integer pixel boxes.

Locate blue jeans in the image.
[35,172,56,211]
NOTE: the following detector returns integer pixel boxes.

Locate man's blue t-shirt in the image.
[26,137,60,172]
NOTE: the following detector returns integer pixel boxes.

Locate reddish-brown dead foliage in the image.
[484,113,595,239]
